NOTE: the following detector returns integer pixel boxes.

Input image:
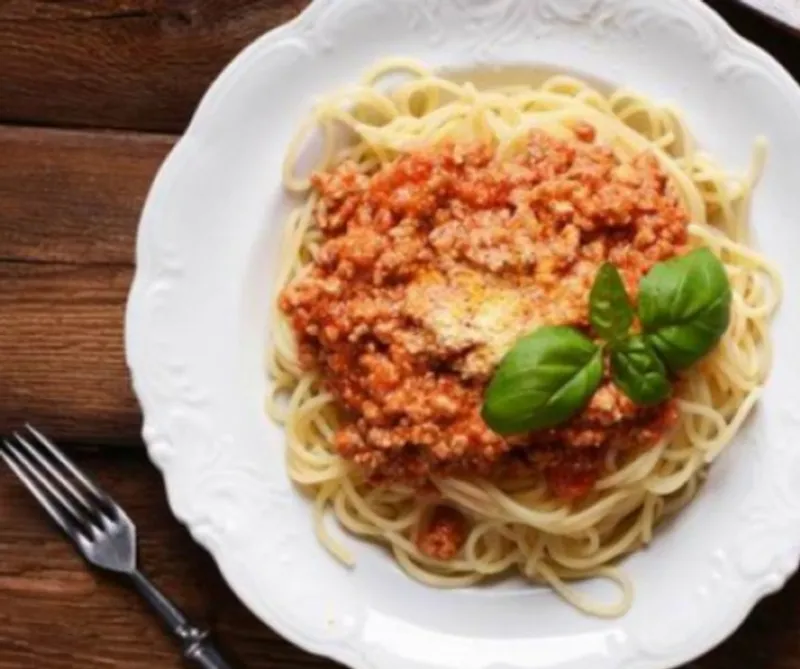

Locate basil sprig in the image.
[639,248,732,370]
[482,248,730,434]
[590,263,634,342]
[609,335,670,406]
[481,327,603,435]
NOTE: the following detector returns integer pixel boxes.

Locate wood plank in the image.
[0,126,174,265]
[0,126,173,444]
[0,263,140,445]
[0,446,797,668]
[0,0,310,133]
[0,448,334,669]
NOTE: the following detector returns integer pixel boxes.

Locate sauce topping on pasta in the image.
[280,128,687,498]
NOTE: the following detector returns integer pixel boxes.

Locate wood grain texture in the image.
[0,126,174,264]
[0,262,139,444]
[0,449,334,669]
[0,0,310,133]
[0,126,176,444]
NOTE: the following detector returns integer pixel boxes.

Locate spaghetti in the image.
[266,58,781,617]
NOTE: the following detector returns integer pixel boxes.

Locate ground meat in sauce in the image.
[417,506,467,561]
[280,127,686,500]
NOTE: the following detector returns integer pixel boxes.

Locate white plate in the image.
[125,1,800,668]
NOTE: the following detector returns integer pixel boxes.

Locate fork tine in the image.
[2,439,88,532]
[13,431,95,514]
[0,444,78,538]
[24,424,107,501]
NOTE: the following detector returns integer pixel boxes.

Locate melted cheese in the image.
[404,267,540,378]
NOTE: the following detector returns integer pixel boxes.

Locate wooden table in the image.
[0,1,797,667]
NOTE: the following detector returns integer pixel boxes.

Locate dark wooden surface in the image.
[0,1,797,667]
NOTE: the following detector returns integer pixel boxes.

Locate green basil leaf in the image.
[638,247,731,371]
[590,263,634,342]
[482,326,603,435]
[610,335,671,406]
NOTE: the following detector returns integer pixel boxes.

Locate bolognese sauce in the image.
[280,127,686,500]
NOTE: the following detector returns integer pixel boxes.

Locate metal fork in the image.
[1,425,236,669]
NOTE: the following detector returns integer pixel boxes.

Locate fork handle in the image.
[180,626,234,669]
[130,571,235,668]
[184,635,235,669]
